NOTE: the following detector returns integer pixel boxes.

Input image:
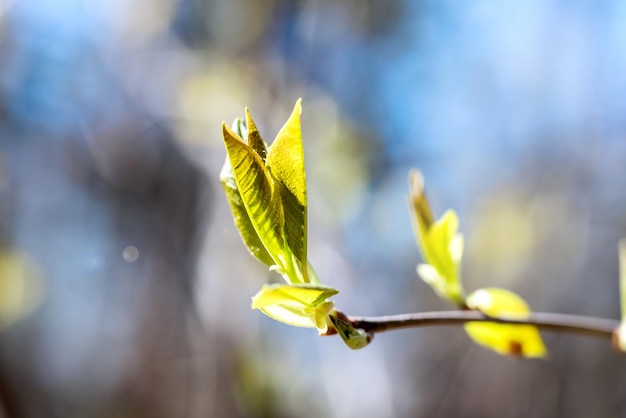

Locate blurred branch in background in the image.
[0,1,216,417]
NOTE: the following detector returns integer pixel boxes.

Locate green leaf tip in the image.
[244,108,267,161]
[408,170,435,232]
[266,99,305,206]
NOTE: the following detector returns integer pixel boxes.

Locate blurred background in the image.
[1,0,626,417]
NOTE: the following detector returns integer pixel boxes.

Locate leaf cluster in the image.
[408,170,546,358]
[221,99,626,357]
[220,100,368,348]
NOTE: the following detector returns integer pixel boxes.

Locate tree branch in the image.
[348,311,619,339]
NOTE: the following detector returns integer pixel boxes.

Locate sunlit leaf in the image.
[220,117,275,266]
[414,213,464,304]
[257,302,319,328]
[220,164,274,266]
[245,108,268,161]
[464,288,547,358]
[426,210,462,277]
[425,211,464,303]
[266,99,308,281]
[222,124,285,268]
[222,101,335,333]
[252,283,338,309]
[251,283,338,331]
[408,171,465,305]
[328,314,372,350]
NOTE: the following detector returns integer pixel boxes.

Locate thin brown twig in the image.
[348,311,619,339]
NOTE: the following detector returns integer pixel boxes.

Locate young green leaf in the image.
[408,171,465,305]
[464,288,547,358]
[220,120,275,266]
[424,210,464,297]
[232,117,247,140]
[222,101,338,336]
[265,99,308,282]
[328,314,372,350]
[251,283,338,332]
[222,123,287,273]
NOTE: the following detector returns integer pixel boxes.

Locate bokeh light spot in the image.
[83,256,105,270]
[122,246,139,263]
